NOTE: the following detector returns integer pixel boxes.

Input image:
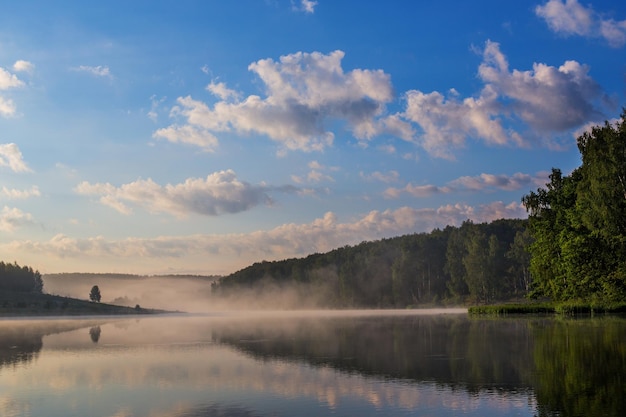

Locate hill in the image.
[0,290,171,316]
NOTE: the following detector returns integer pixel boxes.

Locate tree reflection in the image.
[89,326,101,343]
[211,314,626,417]
[532,318,626,417]
[0,320,109,369]
[0,325,42,368]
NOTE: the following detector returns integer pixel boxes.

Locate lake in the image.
[0,310,624,417]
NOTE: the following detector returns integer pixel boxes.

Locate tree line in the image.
[212,218,530,307]
[0,261,44,294]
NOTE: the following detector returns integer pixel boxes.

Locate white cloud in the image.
[73,65,112,78]
[403,87,514,158]
[4,201,526,266]
[158,50,395,152]
[0,206,33,232]
[403,41,606,157]
[152,124,219,151]
[536,0,626,47]
[13,60,34,73]
[157,44,607,159]
[478,41,604,131]
[448,172,549,191]
[75,170,297,217]
[535,0,593,36]
[206,81,240,101]
[1,186,40,199]
[294,0,318,14]
[384,171,549,199]
[0,143,32,172]
[0,67,24,90]
[291,160,338,184]
[600,19,626,48]
[0,66,25,117]
[0,97,17,117]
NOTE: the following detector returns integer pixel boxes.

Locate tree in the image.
[522,112,626,301]
[0,261,44,293]
[89,285,101,302]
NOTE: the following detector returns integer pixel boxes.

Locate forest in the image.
[212,218,530,307]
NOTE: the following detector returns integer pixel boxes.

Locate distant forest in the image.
[212,218,530,307]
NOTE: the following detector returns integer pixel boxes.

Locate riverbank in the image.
[468,301,626,316]
[0,290,172,316]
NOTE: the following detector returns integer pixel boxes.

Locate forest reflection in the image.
[0,319,108,368]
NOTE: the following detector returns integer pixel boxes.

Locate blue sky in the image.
[0,0,624,275]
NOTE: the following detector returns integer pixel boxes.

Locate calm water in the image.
[0,310,624,417]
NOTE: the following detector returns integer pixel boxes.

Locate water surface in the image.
[0,310,624,417]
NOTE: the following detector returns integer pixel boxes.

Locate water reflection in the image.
[0,312,624,417]
[89,326,101,343]
[0,319,108,368]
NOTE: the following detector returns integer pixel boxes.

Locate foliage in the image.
[89,285,102,302]
[213,218,530,307]
[522,112,626,302]
[0,261,44,293]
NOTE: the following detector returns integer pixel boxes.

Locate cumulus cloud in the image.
[157,50,395,152]
[75,170,298,217]
[4,201,526,266]
[536,0,626,47]
[0,66,26,117]
[0,143,32,172]
[72,65,112,78]
[384,171,549,199]
[403,41,606,157]
[0,206,33,232]
[13,60,34,73]
[0,67,24,90]
[156,44,607,159]
[478,41,604,131]
[1,186,40,199]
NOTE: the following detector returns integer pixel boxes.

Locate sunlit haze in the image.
[1,1,624,275]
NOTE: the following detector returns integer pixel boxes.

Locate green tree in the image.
[89,285,101,302]
[444,222,471,299]
[506,229,533,294]
[522,112,626,301]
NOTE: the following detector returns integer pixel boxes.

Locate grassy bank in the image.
[0,290,171,316]
[468,301,626,316]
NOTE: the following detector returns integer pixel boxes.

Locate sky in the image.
[0,0,625,275]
